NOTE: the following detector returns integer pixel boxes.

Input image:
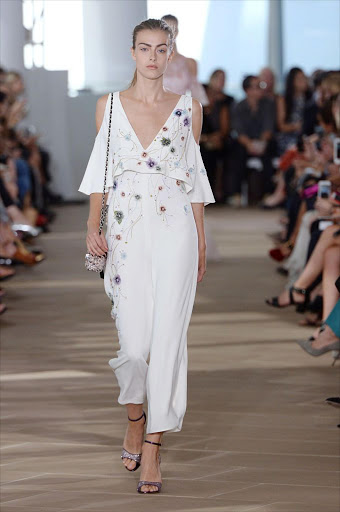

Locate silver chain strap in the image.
[99,92,113,235]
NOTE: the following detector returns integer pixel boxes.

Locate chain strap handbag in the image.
[85,92,113,279]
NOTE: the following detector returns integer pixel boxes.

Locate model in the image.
[78,18,215,494]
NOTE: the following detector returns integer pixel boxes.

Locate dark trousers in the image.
[229,140,274,199]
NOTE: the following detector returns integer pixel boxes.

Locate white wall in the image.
[1,0,148,200]
[82,0,147,93]
[0,0,25,72]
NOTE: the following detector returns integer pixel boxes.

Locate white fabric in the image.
[79,92,215,434]
[78,91,215,206]
[104,171,198,434]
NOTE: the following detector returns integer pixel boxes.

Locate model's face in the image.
[131,29,173,81]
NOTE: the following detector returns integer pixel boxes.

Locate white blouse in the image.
[78,91,215,206]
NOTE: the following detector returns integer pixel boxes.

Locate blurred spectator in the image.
[229,75,275,205]
[200,69,232,203]
[276,67,312,155]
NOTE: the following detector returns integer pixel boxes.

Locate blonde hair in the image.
[130,18,174,87]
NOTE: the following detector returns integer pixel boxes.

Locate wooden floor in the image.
[1,204,339,512]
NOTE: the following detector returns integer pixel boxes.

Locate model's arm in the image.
[86,95,109,257]
[191,98,206,283]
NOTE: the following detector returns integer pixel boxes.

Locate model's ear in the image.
[131,47,136,62]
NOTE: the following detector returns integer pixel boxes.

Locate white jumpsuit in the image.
[79,91,215,434]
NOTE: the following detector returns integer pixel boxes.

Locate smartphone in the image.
[318,180,331,199]
[334,137,340,165]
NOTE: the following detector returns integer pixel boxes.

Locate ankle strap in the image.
[144,439,162,447]
[128,410,145,422]
[292,285,307,295]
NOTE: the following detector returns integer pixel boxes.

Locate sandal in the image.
[265,285,310,313]
[121,410,146,472]
[137,439,162,494]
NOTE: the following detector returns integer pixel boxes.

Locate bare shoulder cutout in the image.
[95,94,110,133]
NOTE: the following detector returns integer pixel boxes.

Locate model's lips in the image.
[147,65,158,69]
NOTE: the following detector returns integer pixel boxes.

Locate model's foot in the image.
[311,324,339,350]
[139,438,162,493]
[122,415,145,470]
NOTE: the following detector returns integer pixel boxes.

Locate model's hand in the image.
[197,244,206,283]
[86,226,108,256]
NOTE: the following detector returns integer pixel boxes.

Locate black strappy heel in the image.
[265,285,310,313]
[121,410,146,472]
[137,440,162,494]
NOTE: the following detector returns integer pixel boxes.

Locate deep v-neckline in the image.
[117,91,183,152]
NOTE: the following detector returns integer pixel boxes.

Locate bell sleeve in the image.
[185,130,215,206]
[78,93,114,195]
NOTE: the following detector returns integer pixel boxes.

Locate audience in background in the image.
[200,69,232,203]
[0,66,59,316]
[227,75,275,206]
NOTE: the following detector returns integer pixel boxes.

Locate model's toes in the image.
[127,459,137,470]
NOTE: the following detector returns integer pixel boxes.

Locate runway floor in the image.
[1,204,339,512]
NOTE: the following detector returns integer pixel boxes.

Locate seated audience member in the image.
[276,67,312,156]
[201,69,232,203]
[229,75,275,205]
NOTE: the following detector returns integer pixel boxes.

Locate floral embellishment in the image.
[174,109,183,117]
[184,204,190,214]
[161,136,171,146]
[200,168,207,175]
[188,107,192,111]
[137,161,142,165]
[121,191,125,197]
[156,165,161,171]
[186,172,190,177]
[176,180,181,186]
[174,161,180,168]
[114,210,124,224]
[141,152,148,158]
[158,186,163,190]
[124,133,131,141]
[120,251,127,260]
[112,158,115,164]
[160,205,166,212]
[135,194,141,200]
[183,117,189,127]
[114,274,121,285]
[181,136,185,141]
[119,161,124,169]
[170,147,175,153]
[162,126,168,131]
[113,179,118,189]
[188,167,194,174]
[116,234,121,240]
[146,157,157,168]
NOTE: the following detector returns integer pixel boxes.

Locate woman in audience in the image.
[276,67,311,155]
[200,69,230,202]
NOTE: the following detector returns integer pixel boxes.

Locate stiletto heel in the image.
[121,410,146,472]
[137,439,162,494]
[331,351,340,366]
[296,339,340,358]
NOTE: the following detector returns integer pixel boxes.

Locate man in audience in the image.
[229,75,275,205]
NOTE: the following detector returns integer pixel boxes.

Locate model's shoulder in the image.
[95,93,112,132]
[191,97,202,116]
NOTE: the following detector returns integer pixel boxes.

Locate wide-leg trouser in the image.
[104,171,198,434]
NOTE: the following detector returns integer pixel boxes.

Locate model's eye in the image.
[158,49,166,53]
[140,47,148,52]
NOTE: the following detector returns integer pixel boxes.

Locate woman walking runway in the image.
[78,18,215,494]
